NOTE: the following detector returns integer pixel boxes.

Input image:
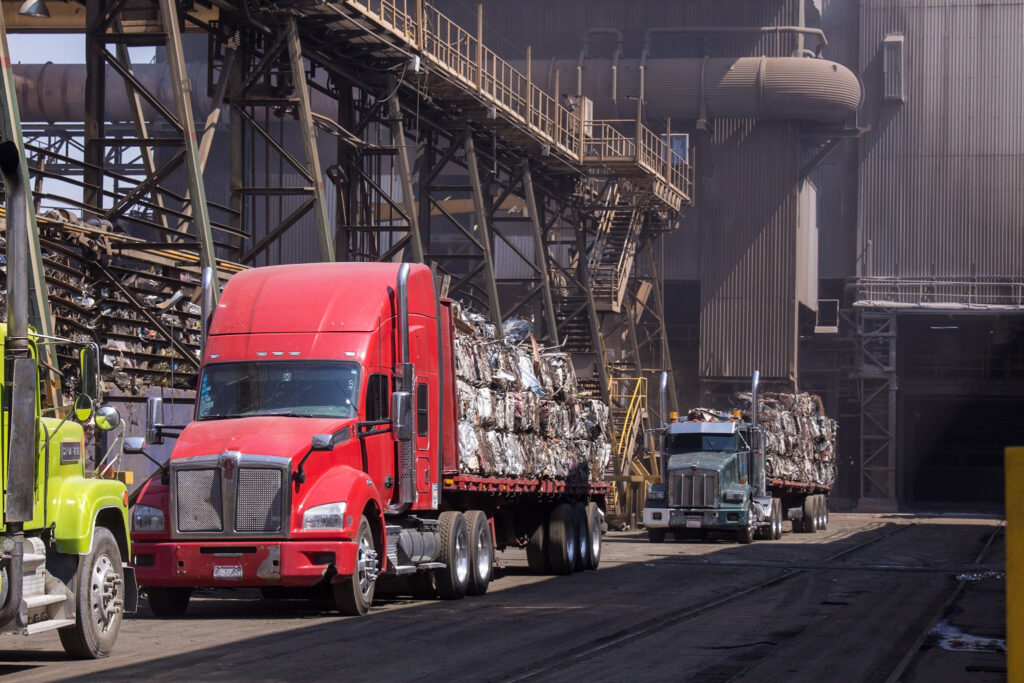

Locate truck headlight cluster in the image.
[723,490,745,503]
[132,505,165,532]
[302,502,348,530]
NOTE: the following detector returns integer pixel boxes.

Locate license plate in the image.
[685,516,702,529]
[213,565,243,580]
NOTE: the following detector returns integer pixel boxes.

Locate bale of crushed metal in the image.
[451,303,610,482]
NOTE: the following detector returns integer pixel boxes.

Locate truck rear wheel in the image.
[435,511,470,599]
[59,527,125,658]
[770,498,783,540]
[464,510,493,596]
[547,503,576,575]
[526,517,549,573]
[145,586,192,618]
[802,496,818,533]
[584,502,602,570]
[820,496,830,530]
[333,515,378,616]
[572,503,588,572]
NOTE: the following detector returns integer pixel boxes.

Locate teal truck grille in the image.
[669,469,719,508]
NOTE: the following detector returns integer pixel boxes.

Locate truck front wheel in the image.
[435,511,470,599]
[334,515,378,616]
[58,527,125,659]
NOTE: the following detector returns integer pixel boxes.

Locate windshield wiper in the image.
[198,413,238,420]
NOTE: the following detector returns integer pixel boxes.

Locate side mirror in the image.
[146,397,165,446]
[94,404,121,432]
[73,393,94,423]
[311,434,333,451]
[79,347,98,399]
[123,436,147,454]
[391,391,412,442]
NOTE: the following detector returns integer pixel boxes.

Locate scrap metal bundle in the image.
[735,391,838,487]
[454,306,610,483]
[0,217,204,403]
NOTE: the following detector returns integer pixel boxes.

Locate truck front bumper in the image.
[132,540,359,587]
[643,507,748,529]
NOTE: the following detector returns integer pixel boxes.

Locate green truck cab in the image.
[0,140,136,658]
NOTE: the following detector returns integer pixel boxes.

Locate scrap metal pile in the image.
[453,307,611,483]
[0,216,205,403]
[690,391,838,487]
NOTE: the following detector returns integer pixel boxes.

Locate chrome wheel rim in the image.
[475,524,492,579]
[355,532,378,598]
[454,527,470,584]
[90,553,121,633]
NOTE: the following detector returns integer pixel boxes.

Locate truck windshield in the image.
[196,361,360,420]
[665,433,737,454]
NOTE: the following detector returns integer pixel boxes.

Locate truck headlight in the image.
[302,502,348,530]
[132,505,165,532]
[723,490,745,503]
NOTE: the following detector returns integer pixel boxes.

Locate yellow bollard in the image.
[1006,447,1023,682]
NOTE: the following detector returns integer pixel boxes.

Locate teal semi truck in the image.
[0,141,136,657]
[643,372,831,543]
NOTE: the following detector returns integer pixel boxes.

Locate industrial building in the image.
[2,0,1019,515]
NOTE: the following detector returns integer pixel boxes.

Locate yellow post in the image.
[1007,447,1023,682]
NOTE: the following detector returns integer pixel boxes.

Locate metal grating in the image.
[669,469,720,508]
[235,468,284,533]
[176,469,223,532]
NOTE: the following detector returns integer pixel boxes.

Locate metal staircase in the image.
[604,376,659,526]
[589,186,644,313]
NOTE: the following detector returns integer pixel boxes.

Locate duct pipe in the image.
[577,28,623,102]
[642,26,828,60]
[511,57,861,123]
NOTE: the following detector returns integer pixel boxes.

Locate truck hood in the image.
[667,451,733,473]
[172,416,357,462]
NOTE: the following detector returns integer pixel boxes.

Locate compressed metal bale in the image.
[457,421,481,474]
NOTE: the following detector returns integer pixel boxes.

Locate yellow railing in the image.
[610,376,647,474]
[341,0,692,204]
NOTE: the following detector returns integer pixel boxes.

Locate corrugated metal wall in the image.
[857,0,1024,278]
[698,120,800,382]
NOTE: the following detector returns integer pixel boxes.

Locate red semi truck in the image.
[131,262,608,616]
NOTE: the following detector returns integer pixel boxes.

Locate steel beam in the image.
[157,0,218,291]
[387,89,423,263]
[521,160,558,344]
[285,17,334,262]
[464,128,503,328]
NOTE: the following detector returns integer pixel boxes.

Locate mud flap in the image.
[122,566,138,613]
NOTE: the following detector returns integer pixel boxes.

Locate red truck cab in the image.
[132,263,444,615]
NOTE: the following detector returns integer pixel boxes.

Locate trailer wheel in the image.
[145,587,192,618]
[647,528,666,543]
[584,502,602,570]
[572,504,589,572]
[820,496,830,530]
[771,498,783,540]
[435,511,470,599]
[464,510,493,596]
[333,515,378,616]
[802,496,818,533]
[59,527,125,658]
[526,517,549,573]
[547,503,576,575]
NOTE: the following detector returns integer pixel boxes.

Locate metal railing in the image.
[341,0,692,204]
[852,277,1024,309]
[610,376,648,477]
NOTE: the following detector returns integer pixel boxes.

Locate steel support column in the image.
[388,91,423,263]
[285,17,334,262]
[464,128,503,327]
[157,0,218,283]
[854,308,899,511]
[522,160,558,345]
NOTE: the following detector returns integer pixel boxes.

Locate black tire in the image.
[145,586,192,618]
[435,511,470,600]
[802,496,818,533]
[59,527,126,658]
[572,503,588,572]
[547,503,576,575]
[821,495,830,530]
[333,515,378,616]
[526,517,549,573]
[647,527,667,543]
[737,504,756,544]
[584,502,602,570]
[464,510,493,596]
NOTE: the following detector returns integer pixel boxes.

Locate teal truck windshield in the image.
[197,361,360,419]
[666,433,738,454]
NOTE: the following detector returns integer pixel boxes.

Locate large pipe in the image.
[642,26,828,60]
[577,28,623,101]
[528,56,861,123]
[750,370,765,498]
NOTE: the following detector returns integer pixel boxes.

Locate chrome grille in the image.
[235,468,284,533]
[176,469,223,532]
[669,469,719,508]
